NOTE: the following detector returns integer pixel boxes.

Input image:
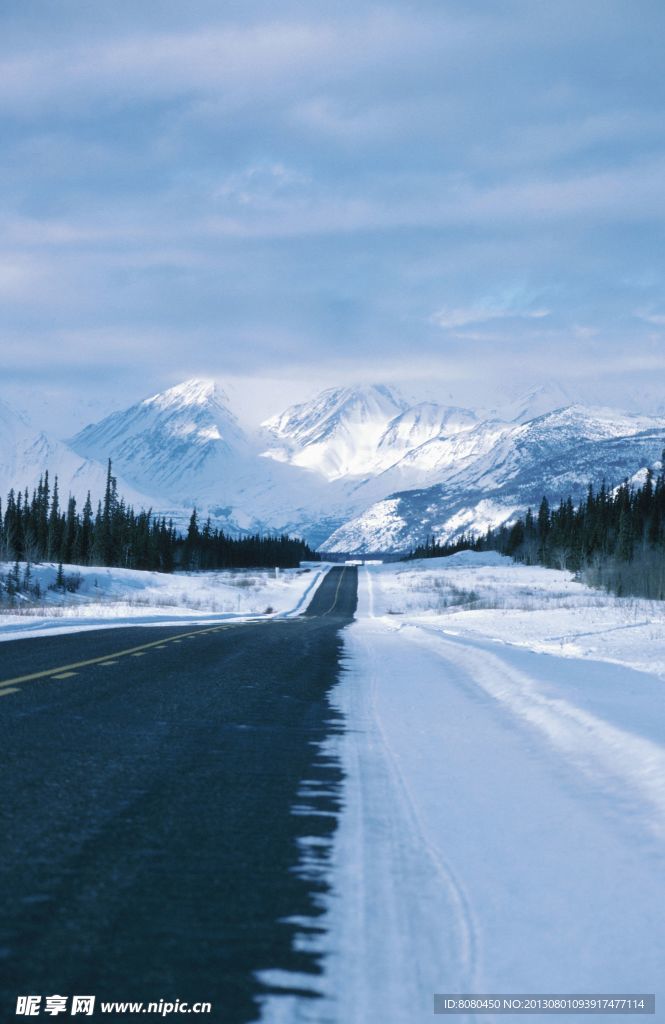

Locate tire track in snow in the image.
[363,631,480,988]
[360,565,481,995]
[408,625,665,843]
[318,625,481,1024]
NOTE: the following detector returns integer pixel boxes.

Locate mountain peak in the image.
[492,382,573,423]
[145,378,227,411]
[263,383,406,436]
[71,378,248,504]
[261,382,409,479]
[331,382,404,404]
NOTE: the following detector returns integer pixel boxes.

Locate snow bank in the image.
[410,549,512,568]
[0,560,328,642]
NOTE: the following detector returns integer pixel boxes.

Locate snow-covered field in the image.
[0,560,327,642]
[368,550,665,680]
[261,553,665,1024]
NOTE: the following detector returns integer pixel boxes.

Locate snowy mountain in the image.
[261,384,409,479]
[374,403,477,468]
[5,377,665,555]
[0,398,158,512]
[70,379,342,540]
[321,406,665,552]
[67,379,488,541]
[490,382,573,423]
[69,378,316,536]
[72,380,250,505]
[261,387,665,551]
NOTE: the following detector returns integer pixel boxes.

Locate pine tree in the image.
[0,468,316,578]
[47,476,59,560]
[78,492,93,564]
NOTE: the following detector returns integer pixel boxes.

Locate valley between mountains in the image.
[2,378,665,552]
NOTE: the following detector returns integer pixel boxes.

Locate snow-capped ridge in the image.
[263,383,407,443]
[321,400,665,552]
[262,383,409,480]
[71,379,251,507]
[525,403,662,438]
[144,378,228,411]
[377,402,478,459]
[492,382,574,423]
[0,396,31,434]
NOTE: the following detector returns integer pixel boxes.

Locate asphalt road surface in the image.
[0,566,358,1023]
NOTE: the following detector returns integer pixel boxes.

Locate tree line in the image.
[0,461,316,574]
[410,456,665,600]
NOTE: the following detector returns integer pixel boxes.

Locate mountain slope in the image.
[261,384,409,479]
[491,382,573,423]
[72,380,251,506]
[0,398,158,512]
[70,379,344,541]
[374,403,477,469]
[321,409,665,552]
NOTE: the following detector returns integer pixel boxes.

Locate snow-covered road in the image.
[262,556,665,1024]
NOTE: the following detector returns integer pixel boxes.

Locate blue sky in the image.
[1,0,665,425]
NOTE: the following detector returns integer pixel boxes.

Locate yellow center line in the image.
[320,568,347,617]
[0,687,20,697]
[52,672,77,680]
[0,623,231,692]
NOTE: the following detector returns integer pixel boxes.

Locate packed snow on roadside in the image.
[259,553,665,1024]
[0,560,327,642]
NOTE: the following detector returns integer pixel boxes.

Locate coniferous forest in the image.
[0,462,316,575]
[410,459,665,600]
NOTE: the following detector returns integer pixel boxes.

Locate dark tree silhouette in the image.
[409,456,665,600]
[0,462,317,577]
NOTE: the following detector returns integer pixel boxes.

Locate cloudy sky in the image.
[1,0,664,427]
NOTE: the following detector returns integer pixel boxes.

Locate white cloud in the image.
[192,158,665,239]
[0,13,458,114]
[635,309,665,326]
[573,324,600,339]
[0,259,34,297]
[431,296,551,330]
[215,163,311,206]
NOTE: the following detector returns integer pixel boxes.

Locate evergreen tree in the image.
[47,476,61,560]
[0,468,316,593]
